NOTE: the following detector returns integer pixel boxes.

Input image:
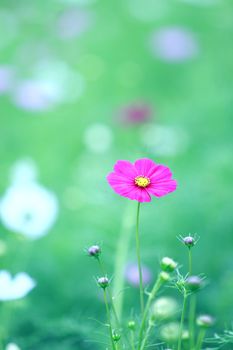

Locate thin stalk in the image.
[97,257,120,327]
[188,248,192,275]
[189,295,196,349]
[139,320,153,350]
[103,289,116,350]
[188,247,196,349]
[177,292,188,350]
[137,277,162,350]
[130,330,136,350]
[196,328,206,350]
[135,202,144,314]
[112,203,135,321]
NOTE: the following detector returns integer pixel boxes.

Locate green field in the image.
[1,0,233,349]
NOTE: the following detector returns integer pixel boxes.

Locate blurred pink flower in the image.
[107,158,177,202]
[125,263,152,287]
[117,103,152,125]
[150,27,198,62]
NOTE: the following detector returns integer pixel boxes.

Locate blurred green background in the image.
[1,0,233,349]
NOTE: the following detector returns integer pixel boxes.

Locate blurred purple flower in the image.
[12,80,56,111]
[0,66,14,94]
[117,103,152,125]
[125,263,152,287]
[150,27,198,62]
[56,9,92,40]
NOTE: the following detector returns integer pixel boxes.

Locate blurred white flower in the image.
[150,27,198,62]
[5,344,21,350]
[140,124,189,156]
[0,183,58,239]
[10,159,38,185]
[0,270,36,301]
[84,123,113,153]
[152,297,179,320]
[12,60,85,111]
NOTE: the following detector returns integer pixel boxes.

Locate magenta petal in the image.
[107,172,133,185]
[147,179,177,197]
[134,158,157,177]
[113,160,137,179]
[107,172,151,202]
[150,164,173,182]
[132,188,151,202]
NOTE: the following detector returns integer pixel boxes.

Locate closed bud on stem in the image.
[183,236,195,247]
[161,257,177,272]
[185,275,203,292]
[159,271,170,283]
[178,234,199,248]
[88,245,101,258]
[112,330,121,342]
[197,314,215,328]
[127,320,136,331]
[97,276,109,289]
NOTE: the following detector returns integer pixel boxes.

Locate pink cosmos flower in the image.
[107,158,177,202]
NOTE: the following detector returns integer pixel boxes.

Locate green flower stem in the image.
[137,276,163,350]
[139,319,153,350]
[130,330,135,350]
[196,328,206,350]
[188,247,196,349]
[112,203,135,322]
[189,295,196,349]
[188,248,192,275]
[97,257,120,327]
[103,289,117,350]
[135,202,144,314]
[177,291,188,350]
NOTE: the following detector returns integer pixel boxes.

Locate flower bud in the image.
[185,276,202,292]
[112,330,121,342]
[159,271,170,282]
[88,245,101,257]
[152,297,178,321]
[97,276,109,289]
[127,320,136,331]
[183,236,195,247]
[196,315,214,328]
[161,257,177,272]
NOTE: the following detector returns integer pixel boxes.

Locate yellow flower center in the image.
[135,176,150,188]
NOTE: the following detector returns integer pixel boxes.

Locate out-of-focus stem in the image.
[137,277,162,350]
[130,330,135,350]
[188,247,196,349]
[139,319,153,350]
[97,257,119,327]
[112,203,135,322]
[188,248,192,275]
[196,328,206,350]
[177,291,188,350]
[189,295,196,349]
[103,289,116,350]
[135,202,144,314]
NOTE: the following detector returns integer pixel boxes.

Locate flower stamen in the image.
[135,176,150,188]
